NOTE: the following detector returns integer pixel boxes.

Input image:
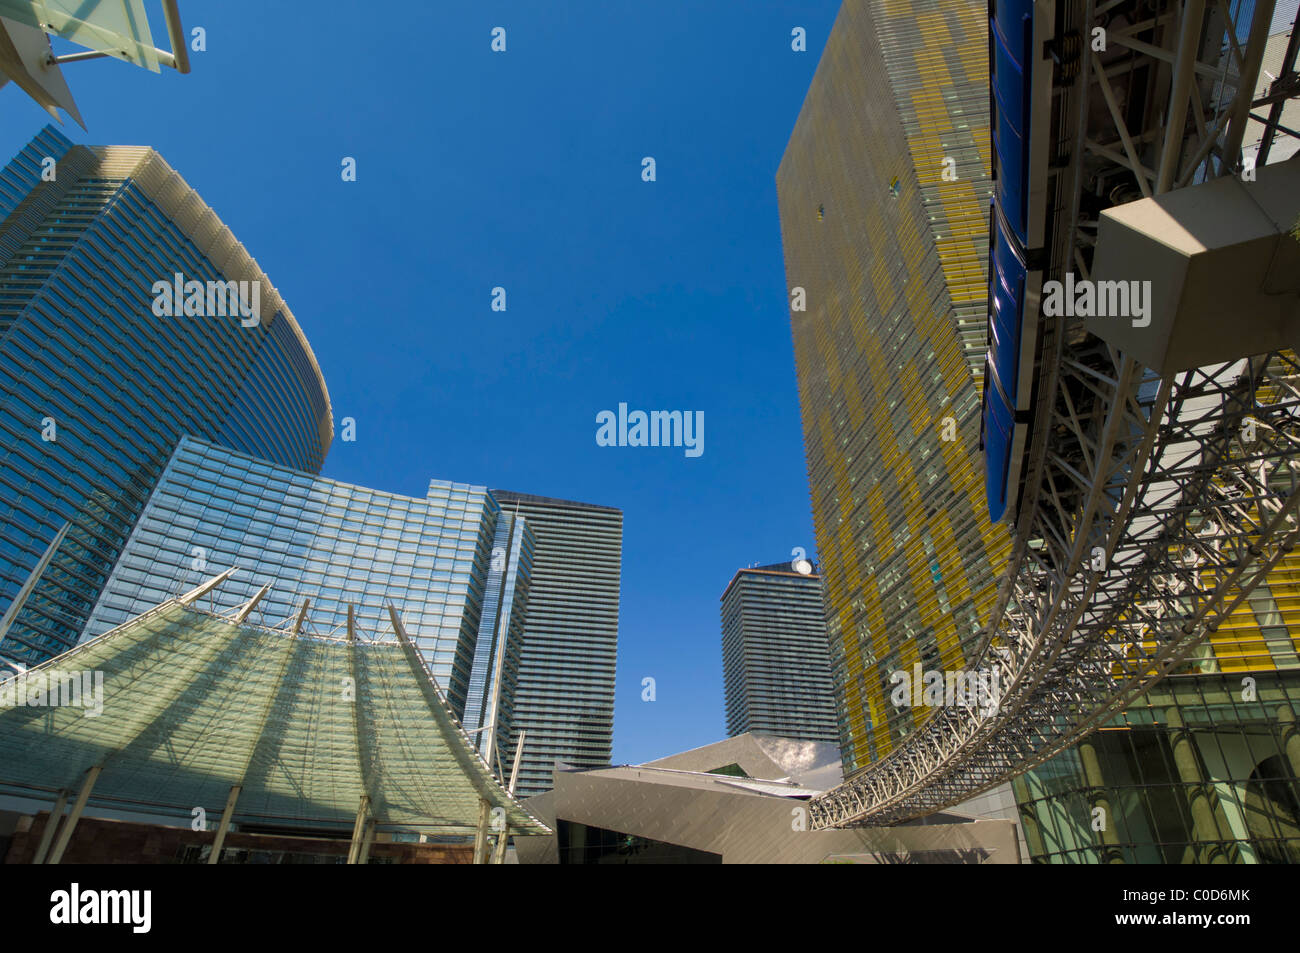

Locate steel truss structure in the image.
[812,0,1300,828]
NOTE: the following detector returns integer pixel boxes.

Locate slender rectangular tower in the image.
[721,563,839,743]
[491,491,622,797]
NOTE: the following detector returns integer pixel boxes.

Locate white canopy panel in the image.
[0,594,549,836]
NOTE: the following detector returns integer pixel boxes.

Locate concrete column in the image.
[1166,707,1229,863]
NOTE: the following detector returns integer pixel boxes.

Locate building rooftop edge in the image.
[720,564,821,602]
[81,137,334,451]
[490,489,622,515]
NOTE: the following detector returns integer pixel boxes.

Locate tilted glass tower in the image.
[490,491,622,797]
[721,562,839,743]
[0,126,331,669]
[81,437,532,724]
[776,0,1009,774]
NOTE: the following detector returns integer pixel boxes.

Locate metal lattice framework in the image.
[812,0,1300,828]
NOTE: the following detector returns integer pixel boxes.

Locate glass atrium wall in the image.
[1013,670,1300,863]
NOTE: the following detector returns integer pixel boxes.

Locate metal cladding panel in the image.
[776,0,1011,775]
[1089,158,1300,374]
[512,790,559,863]
[0,0,160,71]
[521,766,1018,863]
[646,731,842,784]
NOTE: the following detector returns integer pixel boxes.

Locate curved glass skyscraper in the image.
[0,126,332,668]
[81,437,533,735]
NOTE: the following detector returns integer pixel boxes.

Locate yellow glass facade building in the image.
[778,0,1300,856]
[776,0,1009,774]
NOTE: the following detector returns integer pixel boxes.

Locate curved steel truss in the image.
[811,0,1300,828]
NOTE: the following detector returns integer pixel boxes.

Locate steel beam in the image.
[1156,0,1207,193]
[231,584,271,624]
[0,521,70,646]
[1220,0,1280,169]
[491,731,527,864]
[207,784,241,864]
[345,795,370,865]
[1091,52,1155,197]
[30,791,68,864]
[46,765,100,864]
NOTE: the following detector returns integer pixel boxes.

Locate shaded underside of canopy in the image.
[0,600,549,836]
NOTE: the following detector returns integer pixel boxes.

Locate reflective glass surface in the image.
[0,128,331,667]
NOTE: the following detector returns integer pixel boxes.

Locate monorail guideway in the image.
[812,0,1300,829]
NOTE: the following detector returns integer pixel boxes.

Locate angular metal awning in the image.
[0,573,549,847]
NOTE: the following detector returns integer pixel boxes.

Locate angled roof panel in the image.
[0,0,159,70]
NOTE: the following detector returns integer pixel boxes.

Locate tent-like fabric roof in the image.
[0,579,549,837]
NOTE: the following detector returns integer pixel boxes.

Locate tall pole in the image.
[472,799,493,865]
[346,795,370,865]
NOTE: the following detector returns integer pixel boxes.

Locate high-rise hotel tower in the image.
[721,562,838,743]
[0,126,332,669]
[776,0,1009,774]
[491,491,622,797]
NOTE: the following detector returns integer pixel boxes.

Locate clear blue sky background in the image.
[0,1,841,764]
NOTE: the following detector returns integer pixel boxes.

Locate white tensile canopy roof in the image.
[0,571,549,839]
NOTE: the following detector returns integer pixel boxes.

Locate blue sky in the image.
[0,1,842,764]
